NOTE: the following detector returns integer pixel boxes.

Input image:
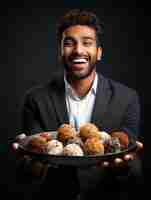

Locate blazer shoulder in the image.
[99,74,139,101]
[109,79,139,100]
[23,72,64,100]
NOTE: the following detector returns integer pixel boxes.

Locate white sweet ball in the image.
[63,143,84,156]
[47,140,63,155]
[98,131,111,143]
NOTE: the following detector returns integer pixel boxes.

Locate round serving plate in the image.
[17,131,137,167]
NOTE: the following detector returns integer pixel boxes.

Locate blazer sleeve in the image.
[115,92,143,180]
[119,91,141,138]
[18,92,43,135]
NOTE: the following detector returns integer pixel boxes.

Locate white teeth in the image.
[72,58,87,63]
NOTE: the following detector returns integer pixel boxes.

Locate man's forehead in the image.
[62,25,96,39]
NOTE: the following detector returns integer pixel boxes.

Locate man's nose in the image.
[73,43,84,54]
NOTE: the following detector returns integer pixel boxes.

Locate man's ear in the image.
[97,47,103,61]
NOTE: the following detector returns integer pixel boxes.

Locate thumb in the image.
[12,142,19,151]
[136,141,144,151]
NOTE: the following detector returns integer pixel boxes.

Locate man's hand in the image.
[11,133,49,179]
[98,140,143,167]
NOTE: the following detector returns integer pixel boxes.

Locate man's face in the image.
[60,25,102,80]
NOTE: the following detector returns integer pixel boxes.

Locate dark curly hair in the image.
[56,9,104,48]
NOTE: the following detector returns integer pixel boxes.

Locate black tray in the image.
[17,132,137,167]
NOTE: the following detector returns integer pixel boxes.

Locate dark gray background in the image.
[0,1,146,198]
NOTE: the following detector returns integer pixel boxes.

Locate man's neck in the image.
[66,70,96,97]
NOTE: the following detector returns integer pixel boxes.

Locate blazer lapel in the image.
[91,74,111,129]
[50,73,69,125]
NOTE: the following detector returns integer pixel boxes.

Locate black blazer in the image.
[16,72,142,199]
[18,72,140,138]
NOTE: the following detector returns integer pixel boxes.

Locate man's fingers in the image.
[97,141,144,168]
[124,154,134,161]
[12,142,19,150]
[102,158,124,167]
[15,133,27,142]
[11,142,28,161]
[114,158,123,165]
[123,141,143,161]
[136,141,144,150]
[96,160,109,167]
[11,133,27,153]
[102,161,109,167]
[11,133,27,151]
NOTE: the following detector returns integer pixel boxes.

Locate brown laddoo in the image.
[84,137,104,155]
[57,123,77,143]
[110,131,129,148]
[79,123,100,141]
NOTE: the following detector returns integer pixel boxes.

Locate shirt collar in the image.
[64,72,98,99]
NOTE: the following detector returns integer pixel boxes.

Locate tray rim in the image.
[17,135,137,163]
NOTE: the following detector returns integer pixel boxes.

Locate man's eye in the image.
[83,41,93,46]
[64,41,74,46]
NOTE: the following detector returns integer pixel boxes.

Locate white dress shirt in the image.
[64,73,98,131]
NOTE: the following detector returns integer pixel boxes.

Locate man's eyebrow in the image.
[63,36,74,41]
[63,36,95,41]
[82,36,95,40]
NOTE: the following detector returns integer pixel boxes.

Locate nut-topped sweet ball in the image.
[63,143,84,156]
[110,131,129,149]
[27,135,48,153]
[57,124,77,143]
[39,132,54,141]
[79,123,100,141]
[84,137,104,155]
[66,135,84,148]
[98,131,111,144]
[28,136,47,147]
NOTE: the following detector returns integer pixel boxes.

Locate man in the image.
[12,9,143,200]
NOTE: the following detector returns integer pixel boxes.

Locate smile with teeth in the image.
[72,58,88,64]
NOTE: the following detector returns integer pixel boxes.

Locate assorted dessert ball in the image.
[24,123,130,156]
[27,135,49,153]
[46,140,64,155]
[63,143,84,156]
[110,131,129,149]
[79,123,100,141]
[57,124,77,143]
[84,137,104,155]
[66,135,84,148]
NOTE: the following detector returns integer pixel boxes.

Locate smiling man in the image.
[13,9,143,200]
[61,25,102,81]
